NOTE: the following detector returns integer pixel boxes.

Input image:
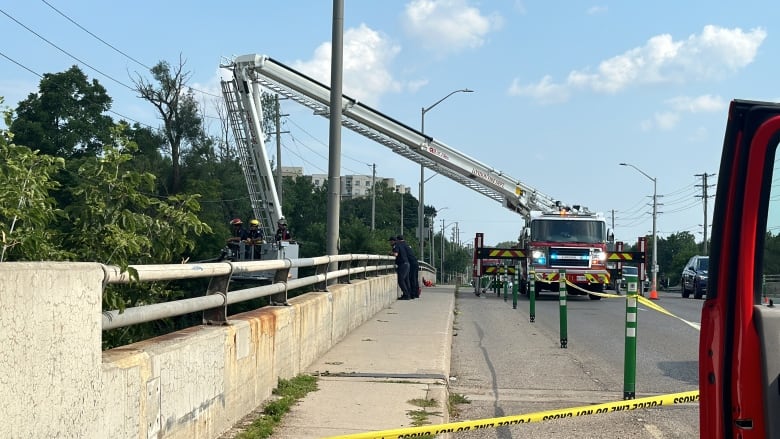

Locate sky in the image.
[0,0,776,248]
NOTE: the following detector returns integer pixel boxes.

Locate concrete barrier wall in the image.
[1,262,399,439]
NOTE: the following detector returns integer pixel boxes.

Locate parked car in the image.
[681,255,708,299]
[617,266,649,295]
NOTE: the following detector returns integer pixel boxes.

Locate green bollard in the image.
[529,269,536,323]
[512,265,518,309]
[504,272,509,303]
[559,270,568,348]
[623,272,639,399]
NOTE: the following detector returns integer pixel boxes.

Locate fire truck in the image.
[522,207,610,299]
[217,54,608,292]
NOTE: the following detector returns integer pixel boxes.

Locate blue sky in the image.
[0,1,775,248]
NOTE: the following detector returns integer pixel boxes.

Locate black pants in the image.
[409,263,420,297]
[396,262,411,298]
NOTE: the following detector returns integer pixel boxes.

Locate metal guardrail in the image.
[101,254,398,331]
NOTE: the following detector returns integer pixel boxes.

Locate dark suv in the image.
[681,255,708,299]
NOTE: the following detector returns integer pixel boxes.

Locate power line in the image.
[0,49,152,129]
[0,8,135,92]
[39,0,151,70]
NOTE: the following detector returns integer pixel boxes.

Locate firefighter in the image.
[247,219,265,243]
[275,217,291,242]
[227,218,247,243]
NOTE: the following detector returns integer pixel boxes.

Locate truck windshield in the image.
[530,219,606,244]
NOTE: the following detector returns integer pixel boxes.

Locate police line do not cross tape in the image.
[324,390,700,439]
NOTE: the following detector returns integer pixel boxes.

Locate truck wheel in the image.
[588,283,604,300]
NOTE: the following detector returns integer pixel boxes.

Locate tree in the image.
[10,66,114,158]
[0,104,66,261]
[133,57,202,194]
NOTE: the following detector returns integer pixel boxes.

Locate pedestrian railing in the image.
[102,254,397,330]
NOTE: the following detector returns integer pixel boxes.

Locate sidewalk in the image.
[270,286,456,439]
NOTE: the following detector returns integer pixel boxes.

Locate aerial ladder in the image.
[220,58,299,280]
[219,54,561,220]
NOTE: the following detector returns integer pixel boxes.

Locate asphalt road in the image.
[448,287,701,438]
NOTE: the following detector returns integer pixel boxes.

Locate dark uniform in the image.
[390,236,412,299]
[397,235,420,298]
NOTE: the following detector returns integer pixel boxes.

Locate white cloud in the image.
[641,94,726,131]
[510,25,766,102]
[587,5,608,15]
[291,24,401,106]
[666,94,727,113]
[402,0,503,54]
[507,75,569,104]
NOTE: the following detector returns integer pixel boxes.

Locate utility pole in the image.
[620,163,660,296]
[370,164,376,230]
[611,209,616,232]
[696,172,716,255]
[400,191,404,236]
[273,95,289,208]
[325,0,344,274]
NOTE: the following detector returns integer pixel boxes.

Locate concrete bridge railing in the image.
[1,259,428,439]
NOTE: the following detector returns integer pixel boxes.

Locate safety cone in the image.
[649,289,659,300]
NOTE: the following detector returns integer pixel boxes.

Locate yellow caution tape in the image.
[636,295,701,331]
[324,390,699,439]
[561,281,701,331]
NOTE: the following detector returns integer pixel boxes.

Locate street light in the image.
[419,89,473,264]
[431,207,448,269]
[620,162,658,296]
[441,219,458,284]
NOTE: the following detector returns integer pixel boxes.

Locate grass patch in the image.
[407,398,442,428]
[235,374,318,439]
[448,392,470,418]
[409,398,438,408]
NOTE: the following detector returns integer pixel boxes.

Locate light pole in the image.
[441,219,458,284]
[620,162,658,296]
[420,89,473,263]
[432,207,448,269]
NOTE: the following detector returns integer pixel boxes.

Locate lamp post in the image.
[420,89,473,263]
[432,207,448,270]
[620,162,658,295]
[441,219,458,284]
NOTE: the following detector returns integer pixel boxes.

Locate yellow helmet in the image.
[250,219,260,226]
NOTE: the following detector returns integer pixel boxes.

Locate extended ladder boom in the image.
[221,71,282,235]
[221,54,560,218]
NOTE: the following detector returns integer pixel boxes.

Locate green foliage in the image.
[764,231,780,274]
[62,124,210,271]
[233,375,318,439]
[0,106,67,261]
[133,58,203,194]
[10,65,113,158]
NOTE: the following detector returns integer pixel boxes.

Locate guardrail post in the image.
[270,266,291,306]
[316,260,329,291]
[559,270,568,348]
[623,272,639,399]
[529,269,536,322]
[203,265,232,325]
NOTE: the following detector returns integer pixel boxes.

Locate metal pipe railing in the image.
[101,254,397,331]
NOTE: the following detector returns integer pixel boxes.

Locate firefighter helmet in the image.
[230,218,243,225]
[250,219,260,226]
